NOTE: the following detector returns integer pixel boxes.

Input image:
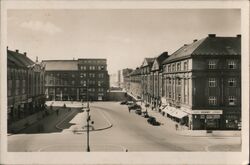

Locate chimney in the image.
[15,49,19,53]
[237,34,241,38]
[23,52,27,56]
[193,39,198,42]
[208,34,216,37]
[36,56,38,63]
[184,44,188,46]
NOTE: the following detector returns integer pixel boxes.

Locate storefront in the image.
[162,106,189,126]
[222,109,241,130]
[192,110,222,130]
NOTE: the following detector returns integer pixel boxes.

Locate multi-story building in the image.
[141,58,155,104]
[121,68,133,90]
[161,34,241,130]
[43,58,109,101]
[123,68,133,92]
[7,48,45,124]
[127,67,142,100]
[150,52,169,108]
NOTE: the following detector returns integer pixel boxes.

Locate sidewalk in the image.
[140,101,241,137]
[63,106,112,133]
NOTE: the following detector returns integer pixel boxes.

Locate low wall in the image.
[107,91,126,101]
[178,130,241,137]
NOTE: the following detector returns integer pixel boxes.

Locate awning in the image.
[162,106,188,119]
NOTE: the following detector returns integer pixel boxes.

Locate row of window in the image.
[49,87,105,93]
[208,60,237,69]
[208,96,237,105]
[50,73,105,78]
[80,60,105,64]
[164,59,237,73]
[167,91,237,106]
[79,65,105,71]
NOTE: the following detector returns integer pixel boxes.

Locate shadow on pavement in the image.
[17,108,81,134]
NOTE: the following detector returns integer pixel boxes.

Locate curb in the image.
[73,106,113,133]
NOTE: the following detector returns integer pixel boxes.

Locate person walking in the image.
[175,123,178,130]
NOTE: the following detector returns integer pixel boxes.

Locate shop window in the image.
[228,78,236,87]
[229,96,236,105]
[208,78,216,87]
[208,96,217,105]
[208,60,216,69]
[228,60,236,69]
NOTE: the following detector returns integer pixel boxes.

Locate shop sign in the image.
[206,114,220,119]
[192,110,223,115]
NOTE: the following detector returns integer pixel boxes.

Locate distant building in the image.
[7,48,45,124]
[122,68,133,91]
[43,59,109,101]
[127,67,142,100]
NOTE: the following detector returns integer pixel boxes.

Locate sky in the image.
[7,9,240,74]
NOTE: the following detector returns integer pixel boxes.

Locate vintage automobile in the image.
[147,116,160,126]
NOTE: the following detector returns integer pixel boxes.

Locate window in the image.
[22,80,26,94]
[172,64,175,72]
[168,92,172,98]
[208,96,217,105]
[80,73,86,78]
[72,80,75,85]
[72,74,75,78]
[177,79,181,85]
[16,80,20,95]
[184,61,188,70]
[98,88,104,92]
[228,60,236,69]
[229,96,236,105]
[177,63,181,71]
[208,78,216,87]
[99,73,104,78]
[177,94,181,102]
[228,78,236,87]
[208,60,216,69]
[169,79,172,84]
[8,80,12,96]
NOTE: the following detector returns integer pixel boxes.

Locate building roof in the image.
[7,50,35,68]
[163,34,241,64]
[145,58,155,66]
[42,60,78,71]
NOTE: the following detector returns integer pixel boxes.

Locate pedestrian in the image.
[175,124,178,130]
[128,108,131,113]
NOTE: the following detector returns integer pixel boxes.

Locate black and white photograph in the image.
[0,0,249,164]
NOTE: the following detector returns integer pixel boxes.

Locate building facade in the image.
[43,59,109,101]
[124,34,241,130]
[7,49,45,124]
[127,67,142,100]
[162,34,241,130]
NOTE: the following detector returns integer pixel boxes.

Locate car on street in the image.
[147,116,160,126]
[128,104,142,110]
[126,101,134,105]
[135,109,142,115]
[120,100,128,105]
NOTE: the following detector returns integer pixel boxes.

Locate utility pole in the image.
[86,79,90,152]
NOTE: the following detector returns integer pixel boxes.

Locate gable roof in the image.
[42,60,78,71]
[163,35,241,64]
[7,50,35,68]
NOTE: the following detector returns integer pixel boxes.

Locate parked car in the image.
[135,109,142,115]
[141,111,149,118]
[126,101,134,105]
[128,104,142,110]
[147,116,160,126]
[120,100,127,105]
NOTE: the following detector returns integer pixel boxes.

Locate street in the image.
[8,101,241,152]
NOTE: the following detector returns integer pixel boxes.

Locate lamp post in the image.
[86,79,90,152]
